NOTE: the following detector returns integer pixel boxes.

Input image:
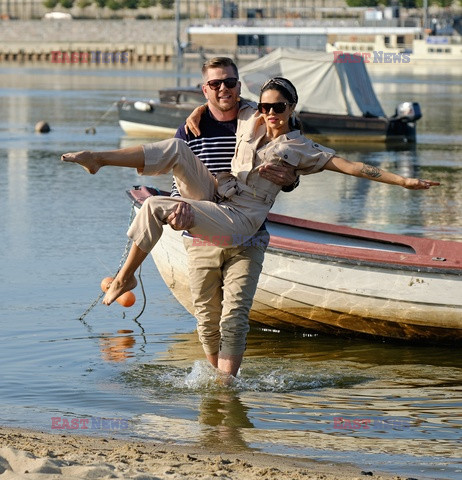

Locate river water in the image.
[0,61,461,479]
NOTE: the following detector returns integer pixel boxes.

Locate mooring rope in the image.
[85,101,117,134]
[79,203,147,323]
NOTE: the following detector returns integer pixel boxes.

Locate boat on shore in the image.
[127,186,462,345]
[117,48,421,144]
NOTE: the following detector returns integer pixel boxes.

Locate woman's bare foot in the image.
[103,275,137,306]
[61,151,102,174]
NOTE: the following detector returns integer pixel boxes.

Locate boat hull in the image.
[118,100,194,137]
[118,96,416,143]
[252,247,461,342]
[298,111,416,144]
[129,189,461,344]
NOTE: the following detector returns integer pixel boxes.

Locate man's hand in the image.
[167,202,195,230]
[258,163,297,187]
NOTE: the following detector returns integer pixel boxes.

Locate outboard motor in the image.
[394,102,422,122]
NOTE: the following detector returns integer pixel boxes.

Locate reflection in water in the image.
[198,392,254,451]
[162,327,462,370]
[100,331,136,362]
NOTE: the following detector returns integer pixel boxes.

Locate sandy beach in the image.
[0,426,406,480]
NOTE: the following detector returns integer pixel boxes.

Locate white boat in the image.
[410,36,462,63]
[326,34,462,67]
[128,186,462,344]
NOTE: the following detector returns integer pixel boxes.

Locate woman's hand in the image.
[403,178,440,190]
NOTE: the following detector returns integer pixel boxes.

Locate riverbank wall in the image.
[0,19,180,64]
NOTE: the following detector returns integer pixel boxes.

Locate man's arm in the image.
[166,124,196,230]
[185,104,207,137]
[258,163,299,191]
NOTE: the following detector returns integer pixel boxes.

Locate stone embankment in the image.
[0,19,180,63]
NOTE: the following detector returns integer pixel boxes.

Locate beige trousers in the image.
[127,138,262,253]
[184,229,269,356]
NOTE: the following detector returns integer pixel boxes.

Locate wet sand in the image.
[0,426,404,480]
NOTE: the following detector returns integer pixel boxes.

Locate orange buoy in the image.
[116,291,136,307]
[100,277,113,292]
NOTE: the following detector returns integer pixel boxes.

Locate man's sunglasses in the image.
[257,102,291,114]
[206,78,239,90]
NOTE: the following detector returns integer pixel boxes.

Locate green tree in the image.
[77,0,92,8]
[345,0,380,6]
[139,0,157,7]
[43,0,59,8]
[396,0,454,8]
[121,0,139,8]
[60,0,74,8]
[160,0,174,9]
[106,0,122,9]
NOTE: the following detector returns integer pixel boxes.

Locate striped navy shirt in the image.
[171,105,299,196]
[171,108,237,197]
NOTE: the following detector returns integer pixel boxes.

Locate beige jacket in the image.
[217,110,336,206]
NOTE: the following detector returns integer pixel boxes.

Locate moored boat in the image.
[127,186,462,345]
[117,86,204,137]
[117,48,421,144]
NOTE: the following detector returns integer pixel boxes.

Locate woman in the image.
[61,77,438,306]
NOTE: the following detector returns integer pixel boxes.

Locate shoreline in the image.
[0,425,403,480]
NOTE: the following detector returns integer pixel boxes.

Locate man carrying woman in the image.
[62,76,439,377]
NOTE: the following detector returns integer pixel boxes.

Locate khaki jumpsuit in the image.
[128,111,335,354]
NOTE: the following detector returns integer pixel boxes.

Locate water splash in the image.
[124,358,369,394]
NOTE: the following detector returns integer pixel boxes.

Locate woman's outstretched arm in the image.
[324,155,440,190]
[61,145,145,174]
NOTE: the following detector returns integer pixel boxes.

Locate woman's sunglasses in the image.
[206,78,239,90]
[257,102,291,114]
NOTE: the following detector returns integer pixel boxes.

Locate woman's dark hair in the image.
[259,77,298,104]
[259,77,300,130]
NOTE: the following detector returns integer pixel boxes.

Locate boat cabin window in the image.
[159,90,203,105]
[178,93,204,104]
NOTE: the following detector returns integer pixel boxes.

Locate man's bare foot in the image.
[61,151,101,174]
[103,275,137,306]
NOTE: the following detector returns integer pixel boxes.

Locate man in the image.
[166,57,298,378]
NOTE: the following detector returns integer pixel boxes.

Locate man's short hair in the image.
[202,57,239,80]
